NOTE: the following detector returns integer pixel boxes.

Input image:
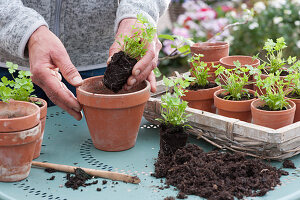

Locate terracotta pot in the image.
[182,85,221,113]
[291,98,300,122]
[219,55,260,90]
[30,98,47,159]
[190,42,229,63]
[77,75,150,151]
[0,101,41,182]
[251,99,296,129]
[214,89,256,122]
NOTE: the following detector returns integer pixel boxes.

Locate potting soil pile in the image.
[153,144,289,200]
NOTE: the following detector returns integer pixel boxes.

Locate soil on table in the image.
[164,197,175,200]
[187,82,218,91]
[153,144,288,200]
[65,168,98,190]
[258,105,287,111]
[283,160,296,169]
[159,124,188,156]
[287,92,300,99]
[218,92,255,101]
[103,51,138,93]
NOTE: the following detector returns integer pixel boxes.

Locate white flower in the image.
[241,3,247,10]
[269,0,286,8]
[273,17,283,24]
[291,0,300,6]
[295,21,300,26]
[249,22,259,30]
[253,2,266,13]
[284,10,292,15]
[296,40,300,48]
[229,11,237,18]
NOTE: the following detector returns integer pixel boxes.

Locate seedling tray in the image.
[144,73,300,160]
[0,106,300,200]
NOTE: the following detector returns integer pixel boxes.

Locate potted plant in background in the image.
[77,14,154,151]
[251,71,296,129]
[253,37,297,94]
[213,61,256,122]
[181,54,221,113]
[0,64,42,181]
[285,62,300,122]
[0,62,47,159]
[219,55,260,89]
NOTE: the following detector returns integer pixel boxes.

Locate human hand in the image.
[108,18,162,93]
[28,26,83,120]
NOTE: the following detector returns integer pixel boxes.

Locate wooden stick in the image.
[32,161,141,184]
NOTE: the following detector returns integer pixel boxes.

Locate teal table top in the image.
[0,106,300,200]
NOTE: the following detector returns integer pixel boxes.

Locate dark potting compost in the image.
[153,144,288,200]
[187,82,218,91]
[217,92,255,101]
[283,160,296,169]
[258,105,287,111]
[65,168,98,190]
[103,51,138,93]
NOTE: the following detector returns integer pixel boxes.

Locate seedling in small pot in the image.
[215,61,253,101]
[254,37,297,76]
[285,61,300,99]
[156,75,194,156]
[103,14,156,93]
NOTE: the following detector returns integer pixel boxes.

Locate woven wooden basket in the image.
[143,73,300,160]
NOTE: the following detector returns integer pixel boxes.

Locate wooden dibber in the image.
[32,161,141,184]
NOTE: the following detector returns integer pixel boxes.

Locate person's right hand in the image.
[28,26,83,120]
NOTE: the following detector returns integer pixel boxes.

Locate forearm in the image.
[115,0,170,32]
[0,0,48,59]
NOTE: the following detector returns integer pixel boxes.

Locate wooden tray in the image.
[144,73,300,160]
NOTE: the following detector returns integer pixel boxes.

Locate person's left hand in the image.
[108,18,162,93]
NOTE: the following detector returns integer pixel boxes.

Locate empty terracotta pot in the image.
[77,75,150,151]
[190,42,229,63]
[30,98,47,159]
[0,101,41,182]
[251,99,296,129]
[291,98,300,122]
[182,85,221,113]
[219,55,260,90]
[214,89,256,122]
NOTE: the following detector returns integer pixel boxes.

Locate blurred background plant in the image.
[158,0,300,76]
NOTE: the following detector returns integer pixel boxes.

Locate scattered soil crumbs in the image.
[96,188,102,192]
[164,197,175,200]
[45,168,58,173]
[47,176,55,181]
[103,51,137,93]
[102,180,107,185]
[153,144,288,200]
[65,168,98,190]
[283,160,296,169]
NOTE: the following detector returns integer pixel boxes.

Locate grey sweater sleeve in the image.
[0,0,48,59]
[115,0,170,32]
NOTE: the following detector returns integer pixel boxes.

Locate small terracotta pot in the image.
[182,85,221,113]
[290,98,300,122]
[214,89,256,122]
[0,101,41,182]
[219,55,260,90]
[190,42,229,63]
[251,99,296,129]
[77,75,150,151]
[30,98,47,159]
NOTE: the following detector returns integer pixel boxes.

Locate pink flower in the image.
[173,27,191,38]
[221,6,233,12]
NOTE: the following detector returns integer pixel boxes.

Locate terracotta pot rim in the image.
[259,72,288,78]
[77,75,150,98]
[251,99,296,113]
[214,89,256,103]
[220,55,260,67]
[192,42,229,50]
[29,97,47,119]
[0,100,40,123]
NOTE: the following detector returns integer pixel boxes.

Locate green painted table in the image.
[0,106,300,200]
